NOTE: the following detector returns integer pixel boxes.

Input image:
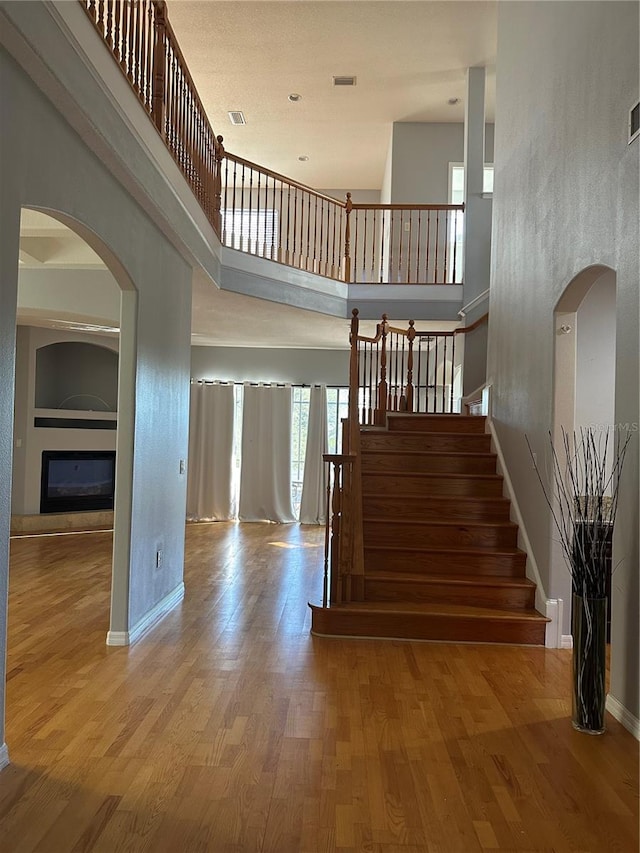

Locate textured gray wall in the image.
[0,36,193,757]
[490,1,639,720]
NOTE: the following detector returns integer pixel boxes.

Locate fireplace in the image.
[40,450,116,514]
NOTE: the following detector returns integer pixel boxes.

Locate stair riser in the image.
[363,522,518,549]
[362,452,497,475]
[310,608,546,645]
[364,579,536,610]
[364,549,527,577]
[360,432,492,453]
[362,496,511,522]
[362,473,504,497]
[387,415,487,434]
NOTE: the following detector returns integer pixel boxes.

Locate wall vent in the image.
[333,76,357,87]
[629,101,639,144]
[228,110,246,126]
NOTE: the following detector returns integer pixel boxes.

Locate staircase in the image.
[311,413,549,644]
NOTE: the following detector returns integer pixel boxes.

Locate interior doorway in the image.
[11,207,134,642]
[552,265,617,640]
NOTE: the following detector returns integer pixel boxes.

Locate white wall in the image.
[489,1,639,722]
[12,326,119,516]
[0,37,194,757]
[191,346,350,386]
[575,272,616,432]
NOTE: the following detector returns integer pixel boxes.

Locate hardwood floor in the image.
[2,522,638,852]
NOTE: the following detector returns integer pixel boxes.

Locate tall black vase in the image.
[572,594,607,734]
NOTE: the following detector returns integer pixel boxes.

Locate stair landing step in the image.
[309,600,548,645]
[314,601,546,620]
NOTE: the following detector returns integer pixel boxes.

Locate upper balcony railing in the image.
[80,0,464,285]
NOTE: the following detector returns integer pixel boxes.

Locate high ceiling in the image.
[17,2,497,347]
[167,0,497,189]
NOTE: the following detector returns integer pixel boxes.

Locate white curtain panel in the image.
[299,384,328,525]
[239,384,296,522]
[186,382,235,521]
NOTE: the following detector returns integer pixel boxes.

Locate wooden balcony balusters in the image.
[80,1,465,285]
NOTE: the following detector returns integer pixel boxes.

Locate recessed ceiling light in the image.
[288,93,302,102]
[447,97,460,106]
[298,155,309,162]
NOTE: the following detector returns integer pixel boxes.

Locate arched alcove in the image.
[552,264,617,641]
[35,341,119,411]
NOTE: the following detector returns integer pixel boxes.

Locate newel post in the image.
[343,192,353,283]
[213,135,225,236]
[348,308,360,437]
[376,314,389,426]
[405,319,416,413]
[151,1,167,135]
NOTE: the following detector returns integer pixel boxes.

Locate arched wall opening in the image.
[12,206,138,650]
[552,264,617,637]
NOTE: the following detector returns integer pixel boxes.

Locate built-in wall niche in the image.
[35,341,118,412]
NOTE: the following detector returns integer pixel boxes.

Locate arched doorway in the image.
[12,206,138,647]
[552,265,617,639]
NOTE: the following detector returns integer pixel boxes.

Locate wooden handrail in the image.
[223,152,345,208]
[351,203,465,212]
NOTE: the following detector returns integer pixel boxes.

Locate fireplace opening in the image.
[40,450,116,514]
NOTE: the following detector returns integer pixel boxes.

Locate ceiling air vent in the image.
[629,101,639,144]
[228,110,246,126]
[333,76,357,87]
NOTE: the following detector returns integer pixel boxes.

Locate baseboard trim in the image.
[544,599,565,648]
[0,743,9,771]
[106,582,185,647]
[560,634,573,649]
[606,694,640,739]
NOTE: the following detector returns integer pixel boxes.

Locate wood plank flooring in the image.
[2,522,638,852]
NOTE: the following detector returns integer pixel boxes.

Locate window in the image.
[448,163,495,202]
[291,386,311,516]
[222,208,279,255]
[447,163,494,284]
[327,387,349,454]
[229,384,349,519]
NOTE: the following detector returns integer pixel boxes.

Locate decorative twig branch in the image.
[526,426,632,598]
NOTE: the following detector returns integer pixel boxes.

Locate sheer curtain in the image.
[238,384,296,522]
[186,382,235,520]
[299,384,328,524]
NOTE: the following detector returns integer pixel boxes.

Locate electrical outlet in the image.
[179,458,186,475]
[403,221,411,232]
[156,549,163,569]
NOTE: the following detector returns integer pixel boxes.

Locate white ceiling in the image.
[167,0,497,188]
[17,2,497,347]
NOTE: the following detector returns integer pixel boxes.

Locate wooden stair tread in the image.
[365,571,536,589]
[362,429,486,437]
[364,543,526,556]
[362,492,510,505]
[363,516,518,530]
[362,449,495,458]
[312,601,548,622]
[362,470,503,480]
